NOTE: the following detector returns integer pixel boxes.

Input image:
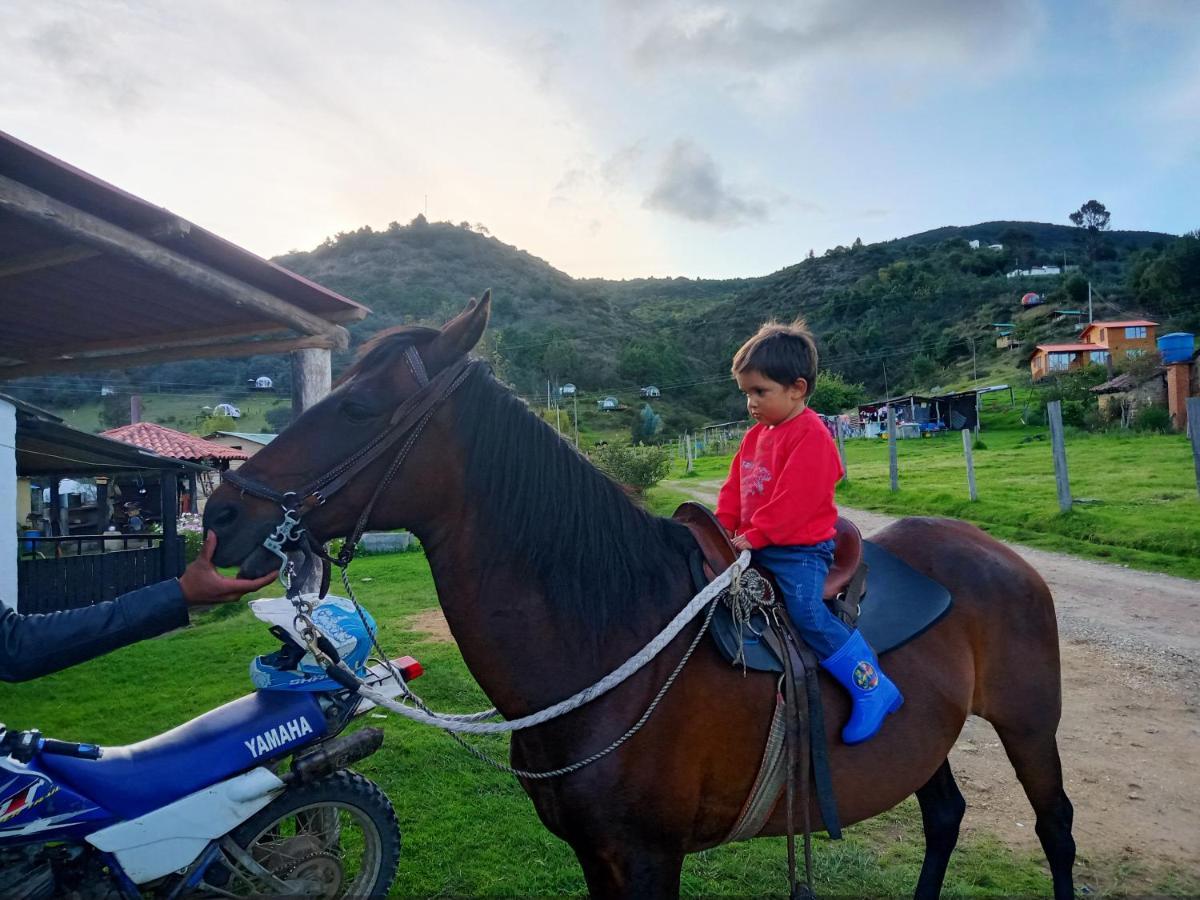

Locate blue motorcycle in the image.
[0,595,422,898]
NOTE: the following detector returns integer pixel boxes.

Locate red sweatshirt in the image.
[715,407,843,549]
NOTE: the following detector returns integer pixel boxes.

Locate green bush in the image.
[1133,404,1172,433]
[591,442,672,494]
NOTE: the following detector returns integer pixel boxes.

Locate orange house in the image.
[1078,320,1158,362]
[1030,343,1111,380]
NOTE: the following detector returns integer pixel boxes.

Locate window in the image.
[1126,349,1146,359]
[1100,328,1106,341]
[1090,351,1110,365]
[1125,326,1147,339]
[1047,352,1072,372]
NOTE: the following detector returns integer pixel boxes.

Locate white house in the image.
[1007,265,1062,279]
[249,375,274,390]
[640,385,661,398]
[559,383,576,397]
[968,240,980,250]
[597,396,619,410]
[987,243,1004,251]
[214,402,242,419]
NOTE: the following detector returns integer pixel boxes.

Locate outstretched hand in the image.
[178,532,277,606]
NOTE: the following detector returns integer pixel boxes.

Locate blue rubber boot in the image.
[820,630,904,745]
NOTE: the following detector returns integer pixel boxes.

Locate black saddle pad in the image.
[711,540,952,672]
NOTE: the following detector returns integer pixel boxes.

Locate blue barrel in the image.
[22,530,41,553]
[1158,332,1195,364]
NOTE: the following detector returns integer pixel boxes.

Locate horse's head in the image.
[204,292,491,576]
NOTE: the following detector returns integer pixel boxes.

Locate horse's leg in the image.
[575,845,684,900]
[912,758,966,899]
[992,726,1075,900]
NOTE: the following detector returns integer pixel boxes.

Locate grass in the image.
[56,394,289,434]
[655,408,1200,580]
[5,551,1195,896]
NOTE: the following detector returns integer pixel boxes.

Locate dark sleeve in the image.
[0,580,189,683]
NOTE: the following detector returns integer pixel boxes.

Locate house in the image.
[1090,370,1166,426]
[213,402,242,419]
[640,385,661,398]
[249,375,274,390]
[1007,265,1062,279]
[597,396,619,410]
[1029,343,1110,380]
[205,431,276,469]
[968,240,980,250]
[1077,320,1158,363]
[559,383,576,397]
[987,243,1004,251]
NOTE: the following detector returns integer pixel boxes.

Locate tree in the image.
[807,372,866,414]
[99,392,131,429]
[591,443,672,494]
[1069,200,1111,261]
[265,405,293,433]
[630,404,662,444]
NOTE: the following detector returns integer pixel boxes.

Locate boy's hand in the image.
[731,534,753,551]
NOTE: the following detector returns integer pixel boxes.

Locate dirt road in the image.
[671,482,1200,883]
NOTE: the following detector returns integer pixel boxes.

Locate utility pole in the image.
[546,379,551,413]
[969,337,977,383]
[573,392,579,448]
[1087,281,1093,323]
[882,359,890,399]
[555,383,562,433]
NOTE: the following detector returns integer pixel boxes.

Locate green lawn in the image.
[3,552,1192,896]
[659,410,1200,580]
[56,394,290,434]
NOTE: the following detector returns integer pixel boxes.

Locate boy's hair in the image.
[731,319,819,394]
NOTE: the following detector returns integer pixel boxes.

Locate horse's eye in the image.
[341,401,379,423]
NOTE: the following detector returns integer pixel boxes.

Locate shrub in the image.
[1133,404,1172,433]
[591,442,672,494]
[179,512,205,563]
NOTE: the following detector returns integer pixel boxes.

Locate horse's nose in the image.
[204,499,240,532]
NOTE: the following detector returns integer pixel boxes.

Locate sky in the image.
[2,0,1198,280]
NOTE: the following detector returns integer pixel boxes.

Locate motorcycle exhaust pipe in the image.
[285,727,384,785]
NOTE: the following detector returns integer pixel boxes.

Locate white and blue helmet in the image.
[249,595,378,692]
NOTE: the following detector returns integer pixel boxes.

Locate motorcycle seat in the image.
[38,690,327,820]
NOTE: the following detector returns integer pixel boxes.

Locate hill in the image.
[9,216,1197,436]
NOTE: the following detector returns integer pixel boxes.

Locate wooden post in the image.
[291,348,332,419]
[1188,398,1200,500]
[836,417,849,482]
[962,429,977,501]
[1047,400,1072,512]
[160,472,181,577]
[888,406,899,491]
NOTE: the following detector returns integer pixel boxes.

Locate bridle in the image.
[223,346,479,581]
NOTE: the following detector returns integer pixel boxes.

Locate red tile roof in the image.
[100,422,249,461]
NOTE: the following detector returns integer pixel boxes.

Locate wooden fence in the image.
[17,535,185,614]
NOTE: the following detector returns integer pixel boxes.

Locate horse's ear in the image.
[425,290,491,371]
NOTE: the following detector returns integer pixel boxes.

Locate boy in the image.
[716,321,902,744]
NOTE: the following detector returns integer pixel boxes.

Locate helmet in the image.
[248,595,378,692]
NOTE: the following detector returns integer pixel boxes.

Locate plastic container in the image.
[1157,332,1195,365]
[22,530,41,553]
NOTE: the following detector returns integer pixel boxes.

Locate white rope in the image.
[353,551,751,735]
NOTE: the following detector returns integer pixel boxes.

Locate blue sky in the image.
[2,1,1197,279]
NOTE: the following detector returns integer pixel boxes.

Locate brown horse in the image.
[205,295,1075,899]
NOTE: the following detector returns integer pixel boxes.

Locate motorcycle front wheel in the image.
[207,770,401,898]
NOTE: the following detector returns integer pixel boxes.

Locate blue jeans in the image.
[753,541,850,659]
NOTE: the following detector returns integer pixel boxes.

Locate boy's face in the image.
[735,369,808,427]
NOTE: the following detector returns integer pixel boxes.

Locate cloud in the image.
[626,0,1041,73]
[28,16,156,112]
[643,139,768,226]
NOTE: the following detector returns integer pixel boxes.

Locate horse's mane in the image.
[449,361,695,644]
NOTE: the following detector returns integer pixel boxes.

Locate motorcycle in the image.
[0,594,421,898]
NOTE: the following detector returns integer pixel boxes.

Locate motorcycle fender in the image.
[85,767,285,885]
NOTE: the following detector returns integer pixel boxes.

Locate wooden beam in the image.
[0,335,338,380]
[0,220,193,281]
[0,174,349,348]
[28,320,294,361]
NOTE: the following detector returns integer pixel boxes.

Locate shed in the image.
[640,385,661,398]
[597,396,619,410]
[0,129,371,609]
[559,383,576,397]
[213,402,242,419]
[8,394,206,614]
[205,431,276,468]
[250,375,275,390]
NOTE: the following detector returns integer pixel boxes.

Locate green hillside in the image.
[10,216,1198,440]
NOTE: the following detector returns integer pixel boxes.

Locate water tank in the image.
[1158,332,1195,365]
[1020,292,1042,307]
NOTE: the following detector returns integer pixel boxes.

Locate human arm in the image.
[0,533,275,683]
[715,446,744,534]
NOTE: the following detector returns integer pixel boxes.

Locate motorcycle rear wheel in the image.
[212,770,400,898]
